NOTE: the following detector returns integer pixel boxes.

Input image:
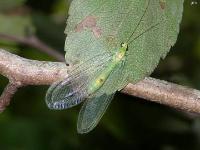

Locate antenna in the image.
[128,22,160,44]
[126,0,151,43]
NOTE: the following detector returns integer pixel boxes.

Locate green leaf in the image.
[61,0,184,132]
[64,0,184,94]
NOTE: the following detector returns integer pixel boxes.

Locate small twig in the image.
[0,81,22,112]
[0,49,200,114]
[0,33,65,62]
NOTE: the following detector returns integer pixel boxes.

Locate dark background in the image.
[0,0,200,150]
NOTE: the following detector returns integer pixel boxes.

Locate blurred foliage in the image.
[0,0,200,150]
[0,0,25,11]
[0,14,34,36]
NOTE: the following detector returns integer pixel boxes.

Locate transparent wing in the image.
[45,52,112,110]
[77,92,115,134]
[46,75,88,110]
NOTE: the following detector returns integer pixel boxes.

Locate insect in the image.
[46,0,160,133]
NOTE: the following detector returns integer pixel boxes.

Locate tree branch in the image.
[123,79,200,114]
[0,49,200,114]
[0,49,68,85]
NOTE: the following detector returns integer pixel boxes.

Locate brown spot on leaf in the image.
[106,35,118,46]
[107,35,115,43]
[75,16,102,38]
[92,27,102,38]
[159,0,166,9]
